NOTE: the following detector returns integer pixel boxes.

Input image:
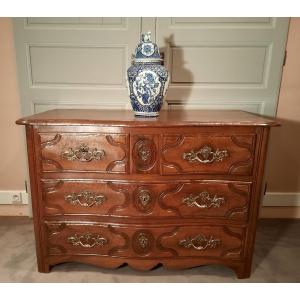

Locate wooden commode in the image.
[16,109,279,278]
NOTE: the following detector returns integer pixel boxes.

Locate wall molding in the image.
[263,192,300,207]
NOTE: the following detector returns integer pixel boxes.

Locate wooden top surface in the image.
[16,109,279,127]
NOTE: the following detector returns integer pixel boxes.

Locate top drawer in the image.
[39,132,129,173]
[161,133,256,176]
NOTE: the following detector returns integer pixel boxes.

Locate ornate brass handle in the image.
[65,191,106,207]
[179,234,221,251]
[182,145,228,164]
[61,143,105,162]
[68,233,108,248]
[183,191,225,209]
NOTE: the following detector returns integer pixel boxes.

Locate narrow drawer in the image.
[45,222,245,260]
[161,133,256,175]
[42,180,251,221]
[39,132,129,173]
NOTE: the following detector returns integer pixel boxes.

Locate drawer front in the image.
[39,133,129,173]
[158,181,251,221]
[161,133,256,175]
[42,180,127,216]
[45,222,245,259]
[42,180,250,221]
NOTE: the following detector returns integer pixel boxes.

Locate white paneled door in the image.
[156,17,289,116]
[14,17,289,116]
[13,17,141,114]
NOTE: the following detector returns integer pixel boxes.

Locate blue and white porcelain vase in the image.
[127,32,169,117]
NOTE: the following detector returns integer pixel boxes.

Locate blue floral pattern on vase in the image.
[127,31,169,117]
[133,70,161,106]
[141,43,155,56]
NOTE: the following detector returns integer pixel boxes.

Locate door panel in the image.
[156,17,289,116]
[13,17,141,115]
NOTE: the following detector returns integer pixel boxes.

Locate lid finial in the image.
[142,31,152,42]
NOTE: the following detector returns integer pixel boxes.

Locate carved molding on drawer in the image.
[182,145,229,164]
[105,135,129,173]
[42,158,63,171]
[46,222,67,255]
[228,135,255,175]
[158,183,185,216]
[41,133,62,148]
[225,183,250,219]
[106,182,131,214]
[61,143,106,162]
[132,137,157,172]
[42,180,65,214]
[156,227,180,257]
[42,180,64,194]
[68,233,108,248]
[107,225,130,256]
[183,191,225,209]
[161,134,185,172]
[64,191,106,207]
[221,226,245,258]
[179,234,221,251]
[46,222,66,238]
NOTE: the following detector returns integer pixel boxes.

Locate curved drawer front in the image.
[39,133,129,173]
[161,133,256,175]
[42,180,128,216]
[158,181,251,221]
[45,222,245,259]
[42,180,250,221]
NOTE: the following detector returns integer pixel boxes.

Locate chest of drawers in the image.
[16,109,279,278]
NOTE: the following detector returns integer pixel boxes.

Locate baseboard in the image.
[263,192,300,207]
[0,204,29,216]
[0,190,28,205]
[259,206,300,218]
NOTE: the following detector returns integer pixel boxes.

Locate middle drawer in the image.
[42,180,251,221]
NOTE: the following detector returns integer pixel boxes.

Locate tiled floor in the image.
[0,217,299,282]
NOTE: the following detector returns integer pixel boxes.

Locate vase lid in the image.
[133,32,162,63]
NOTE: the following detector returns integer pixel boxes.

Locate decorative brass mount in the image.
[65,191,106,207]
[179,234,221,250]
[183,145,228,164]
[137,189,151,207]
[62,144,105,162]
[183,191,225,209]
[68,233,108,248]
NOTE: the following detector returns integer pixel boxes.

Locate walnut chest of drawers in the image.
[16,109,279,278]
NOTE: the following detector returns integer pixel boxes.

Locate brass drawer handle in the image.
[182,145,228,164]
[61,143,105,162]
[183,191,225,209]
[68,233,108,248]
[179,234,221,251]
[65,191,106,207]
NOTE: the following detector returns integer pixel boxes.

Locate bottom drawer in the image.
[45,222,245,260]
